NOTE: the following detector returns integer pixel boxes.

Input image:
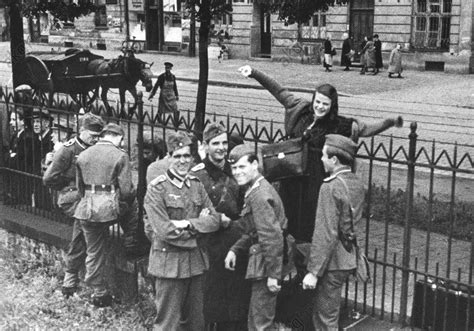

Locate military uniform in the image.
[43,136,89,289]
[144,169,221,331]
[191,158,250,330]
[74,125,134,300]
[230,175,288,331]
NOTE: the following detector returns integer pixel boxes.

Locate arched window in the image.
[413,0,451,50]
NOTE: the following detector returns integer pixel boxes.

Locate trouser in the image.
[80,220,111,296]
[312,269,353,331]
[63,218,87,288]
[154,275,204,331]
[206,321,247,331]
[248,279,278,331]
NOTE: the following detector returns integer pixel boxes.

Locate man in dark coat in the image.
[190,122,250,331]
[340,32,352,71]
[43,112,104,298]
[374,34,383,74]
[74,123,135,307]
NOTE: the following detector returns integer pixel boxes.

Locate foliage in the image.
[0,232,156,329]
[20,0,97,22]
[184,0,233,22]
[369,185,474,241]
[255,0,348,25]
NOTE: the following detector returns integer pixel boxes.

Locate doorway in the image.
[260,7,271,57]
[146,9,159,50]
[349,0,374,63]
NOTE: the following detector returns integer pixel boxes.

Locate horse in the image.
[87,53,153,116]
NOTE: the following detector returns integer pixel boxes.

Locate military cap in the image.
[324,134,357,161]
[101,123,125,136]
[203,122,226,142]
[166,131,192,154]
[229,132,244,151]
[80,112,104,133]
[32,107,52,120]
[164,62,173,68]
[228,144,256,164]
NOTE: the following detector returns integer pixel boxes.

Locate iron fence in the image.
[0,87,473,329]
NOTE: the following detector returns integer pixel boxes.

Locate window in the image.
[299,12,326,40]
[413,0,451,50]
[215,0,233,26]
[94,5,107,27]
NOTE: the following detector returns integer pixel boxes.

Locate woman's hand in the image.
[224,251,237,271]
[238,65,252,77]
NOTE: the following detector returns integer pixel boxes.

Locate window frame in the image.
[412,0,451,51]
[298,12,327,41]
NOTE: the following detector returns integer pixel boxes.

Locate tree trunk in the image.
[189,6,196,57]
[9,3,26,89]
[194,1,211,139]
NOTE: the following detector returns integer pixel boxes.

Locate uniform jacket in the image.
[230,176,287,280]
[190,158,250,323]
[43,136,88,215]
[74,140,135,222]
[250,69,396,242]
[144,170,220,279]
[307,169,365,276]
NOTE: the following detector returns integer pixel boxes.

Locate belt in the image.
[84,184,116,193]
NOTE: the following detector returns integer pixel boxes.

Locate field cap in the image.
[228,144,255,164]
[203,122,226,142]
[32,107,52,120]
[101,123,125,136]
[80,113,104,133]
[324,134,357,161]
[167,131,192,154]
[164,62,173,68]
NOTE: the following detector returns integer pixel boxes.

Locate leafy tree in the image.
[22,0,97,22]
[184,0,232,137]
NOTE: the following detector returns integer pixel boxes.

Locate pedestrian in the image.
[323,35,334,72]
[144,131,221,330]
[238,65,402,328]
[302,134,365,331]
[190,122,250,331]
[374,34,383,74]
[360,36,376,75]
[388,44,403,78]
[224,144,291,331]
[358,36,367,71]
[148,62,180,125]
[340,32,353,71]
[43,112,104,298]
[73,123,135,307]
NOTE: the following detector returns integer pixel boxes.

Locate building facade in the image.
[3,0,473,73]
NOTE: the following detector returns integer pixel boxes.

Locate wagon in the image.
[22,48,122,107]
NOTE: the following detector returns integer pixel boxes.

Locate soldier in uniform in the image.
[74,123,135,307]
[144,131,221,331]
[302,134,365,330]
[225,144,291,331]
[190,122,250,331]
[43,112,104,298]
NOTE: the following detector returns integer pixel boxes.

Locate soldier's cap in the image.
[228,144,257,164]
[203,122,226,142]
[164,62,173,68]
[167,131,192,154]
[32,107,53,120]
[324,134,357,161]
[80,112,104,133]
[101,123,125,137]
[229,132,244,151]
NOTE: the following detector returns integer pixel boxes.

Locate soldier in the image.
[144,131,221,330]
[224,144,291,331]
[43,112,104,298]
[74,123,135,307]
[190,123,250,331]
[302,134,365,330]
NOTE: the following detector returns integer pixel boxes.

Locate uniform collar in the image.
[167,169,191,188]
[323,167,352,182]
[245,175,264,198]
[203,157,232,180]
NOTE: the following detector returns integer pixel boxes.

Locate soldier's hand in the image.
[267,277,281,293]
[220,214,231,228]
[200,208,210,217]
[302,272,318,290]
[197,140,206,160]
[224,251,237,271]
[238,65,252,77]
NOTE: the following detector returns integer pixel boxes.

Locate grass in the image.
[0,231,156,330]
[369,184,474,241]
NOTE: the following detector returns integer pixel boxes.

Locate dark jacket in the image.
[190,158,250,323]
[374,39,383,68]
[341,38,352,67]
[150,72,179,98]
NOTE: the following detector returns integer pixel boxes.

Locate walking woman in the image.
[388,44,403,78]
[323,35,334,72]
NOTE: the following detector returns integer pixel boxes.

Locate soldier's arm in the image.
[43,146,72,189]
[75,162,85,196]
[230,233,252,255]
[249,191,284,280]
[144,184,197,248]
[117,153,135,201]
[187,183,221,233]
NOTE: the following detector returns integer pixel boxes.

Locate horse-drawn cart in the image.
[21,48,152,114]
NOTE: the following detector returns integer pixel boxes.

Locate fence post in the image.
[136,92,145,226]
[399,122,417,325]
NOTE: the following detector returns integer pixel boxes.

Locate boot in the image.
[62,286,78,299]
[91,293,113,308]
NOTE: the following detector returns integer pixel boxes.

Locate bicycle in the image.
[121,37,144,54]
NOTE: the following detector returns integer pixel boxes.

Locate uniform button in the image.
[162,248,166,252]
[212,186,216,189]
